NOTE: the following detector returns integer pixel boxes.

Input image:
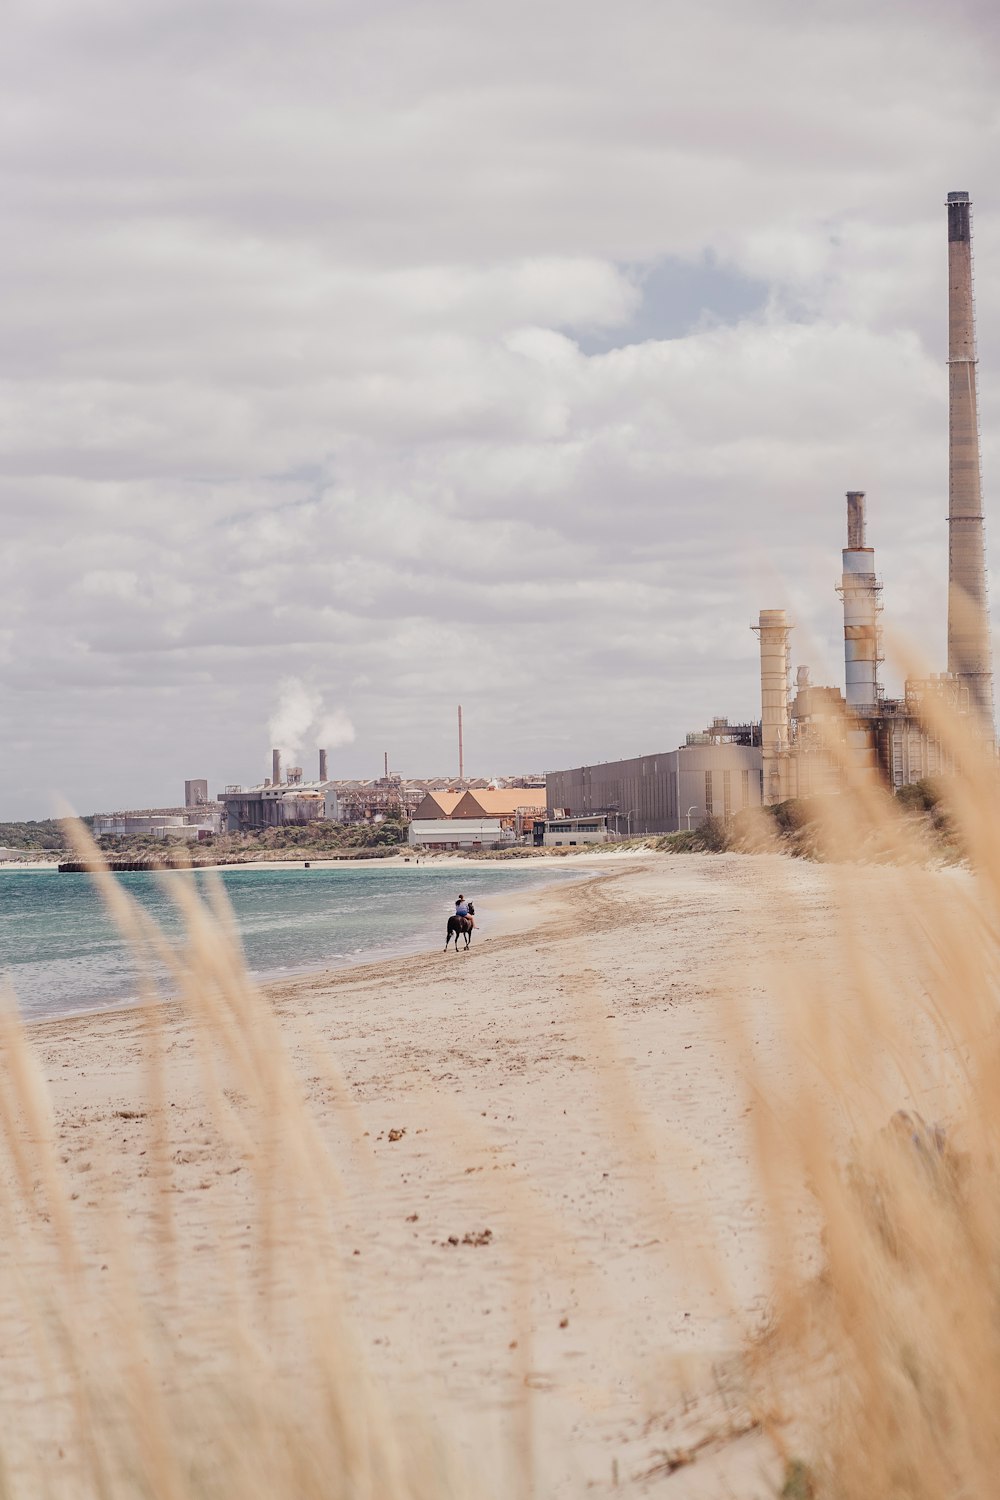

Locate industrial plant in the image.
[546,191,996,833]
[85,193,993,851]
[214,740,546,837]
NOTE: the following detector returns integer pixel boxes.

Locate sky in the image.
[4,0,1000,817]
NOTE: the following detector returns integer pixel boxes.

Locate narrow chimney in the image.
[840,491,881,710]
[753,610,791,805]
[946,191,995,731]
[319,747,328,781]
[458,704,464,781]
[272,748,282,786]
[384,750,389,778]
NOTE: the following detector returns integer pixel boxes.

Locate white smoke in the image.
[267,677,355,766]
[316,709,356,751]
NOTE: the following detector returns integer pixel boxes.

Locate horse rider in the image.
[455,894,475,928]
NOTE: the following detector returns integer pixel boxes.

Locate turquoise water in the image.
[0,863,581,1022]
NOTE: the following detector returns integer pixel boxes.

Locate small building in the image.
[408,818,509,850]
[532,815,608,846]
[406,787,546,846]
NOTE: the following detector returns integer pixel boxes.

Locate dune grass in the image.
[740,707,1000,1498]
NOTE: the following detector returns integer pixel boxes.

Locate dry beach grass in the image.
[0,823,474,1500]
[743,728,1000,1498]
[1,747,1000,1494]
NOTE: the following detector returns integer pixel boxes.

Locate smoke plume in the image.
[267,678,355,763]
[316,710,356,751]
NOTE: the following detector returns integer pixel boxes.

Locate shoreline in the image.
[18,856,621,1030]
[1,846,646,874]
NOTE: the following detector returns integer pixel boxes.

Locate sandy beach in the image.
[5,850,976,1496]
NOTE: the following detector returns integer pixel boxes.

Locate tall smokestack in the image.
[272,748,282,786]
[946,191,994,731]
[753,610,791,805]
[458,704,464,781]
[319,748,328,781]
[384,750,389,778]
[840,491,881,709]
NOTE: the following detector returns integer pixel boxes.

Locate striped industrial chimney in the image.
[946,190,995,732]
[840,491,882,710]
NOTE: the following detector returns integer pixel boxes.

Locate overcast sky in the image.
[3,0,1000,817]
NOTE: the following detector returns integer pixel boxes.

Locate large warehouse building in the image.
[546,727,763,836]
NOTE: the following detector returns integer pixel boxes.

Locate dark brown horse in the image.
[445,903,475,951]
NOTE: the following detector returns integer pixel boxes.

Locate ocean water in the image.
[0,863,582,1022]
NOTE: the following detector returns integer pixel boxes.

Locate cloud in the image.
[2,0,999,814]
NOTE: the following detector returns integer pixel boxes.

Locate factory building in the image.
[755,494,967,803]
[92,807,221,840]
[86,776,223,844]
[546,735,763,836]
[91,780,223,839]
[755,194,994,803]
[220,748,341,833]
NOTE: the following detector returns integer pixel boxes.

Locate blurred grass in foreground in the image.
[747,704,1000,1499]
[2,703,1000,1496]
[0,817,473,1500]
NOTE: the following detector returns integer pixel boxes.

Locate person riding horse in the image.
[445,895,476,951]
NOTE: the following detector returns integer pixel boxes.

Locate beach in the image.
[6,850,976,1496]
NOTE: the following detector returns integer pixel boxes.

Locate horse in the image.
[445,903,475,952]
